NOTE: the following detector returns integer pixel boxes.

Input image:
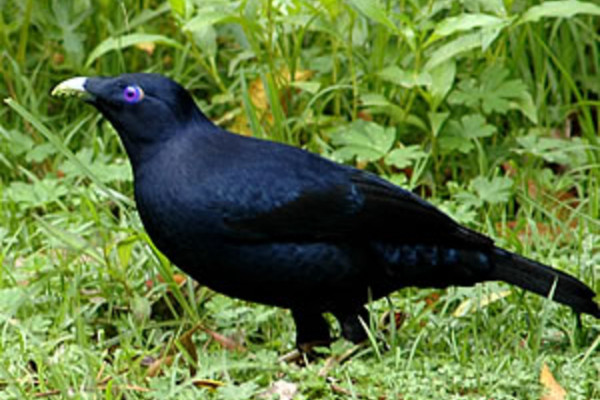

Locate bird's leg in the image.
[291,308,332,352]
[334,306,370,344]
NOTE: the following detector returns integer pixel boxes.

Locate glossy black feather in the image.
[57,73,600,347]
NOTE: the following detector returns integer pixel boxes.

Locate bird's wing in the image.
[224,167,493,249]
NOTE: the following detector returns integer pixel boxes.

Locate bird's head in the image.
[52,73,209,163]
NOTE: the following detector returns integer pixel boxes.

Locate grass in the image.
[1,0,599,398]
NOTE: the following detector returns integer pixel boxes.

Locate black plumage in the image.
[52,73,599,347]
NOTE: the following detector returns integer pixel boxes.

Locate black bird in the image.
[52,73,599,348]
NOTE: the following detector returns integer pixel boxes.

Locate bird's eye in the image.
[123,85,144,104]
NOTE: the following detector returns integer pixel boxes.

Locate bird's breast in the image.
[133,168,225,265]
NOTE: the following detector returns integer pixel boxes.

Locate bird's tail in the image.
[490,248,599,318]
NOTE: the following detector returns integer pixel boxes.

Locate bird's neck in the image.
[123,118,222,175]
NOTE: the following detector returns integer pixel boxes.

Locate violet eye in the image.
[123,85,144,103]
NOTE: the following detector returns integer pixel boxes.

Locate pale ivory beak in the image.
[51,77,89,98]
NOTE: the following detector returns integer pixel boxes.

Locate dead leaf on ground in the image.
[453,290,511,317]
[540,363,566,400]
[326,377,364,398]
[201,326,246,352]
[318,342,366,377]
[192,379,225,391]
[144,324,203,377]
[259,380,298,400]
[145,355,174,378]
[135,42,156,55]
[230,68,313,136]
[179,325,201,376]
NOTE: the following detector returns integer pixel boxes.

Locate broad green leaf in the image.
[0,288,28,316]
[385,145,427,169]
[216,381,259,400]
[439,129,474,154]
[378,66,432,88]
[438,114,495,154]
[289,81,321,94]
[428,60,456,107]
[384,173,408,187]
[118,4,172,34]
[131,295,152,323]
[4,98,132,206]
[466,0,507,15]
[85,34,181,67]
[26,143,57,163]
[117,236,138,269]
[348,0,397,32]
[425,32,481,71]
[6,179,68,208]
[192,25,217,59]
[516,133,587,167]
[448,66,532,117]
[360,93,391,107]
[439,199,478,225]
[183,10,236,32]
[480,27,503,51]
[461,114,497,139]
[330,120,395,163]
[521,0,600,23]
[471,176,513,204]
[510,91,538,124]
[433,14,505,37]
[60,148,132,183]
[2,129,34,155]
[169,0,186,17]
[428,112,450,137]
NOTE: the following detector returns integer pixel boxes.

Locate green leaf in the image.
[4,98,132,206]
[191,25,217,59]
[448,66,532,117]
[85,34,181,67]
[360,93,391,107]
[6,179,68,208]
[289,81,321,94]
[520,0,600,23]
[438,114,496,154]
[425,32,482,71]
[2,129,34,155]
[510,91,538,124]
[433,14,506,37]
[428,112,450,137]
[385,145,427,169]
[471,176,513,204]
[348,0,397,32]
[60,148,132,183]
[131,295,151,323]
[26,143,57,163]
[217,382,259,400]
[439,130,474,154]
[461,114,497,139]
[330,120,395,163]
[183,10,236,32]
[465,0,507,15]
[169,0,186,17]
[378,66,432,88]
[428,60,456,107]
[516,132,587,167]
[0,288,28,316]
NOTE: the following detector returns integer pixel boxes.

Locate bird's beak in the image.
[51,77,92,100]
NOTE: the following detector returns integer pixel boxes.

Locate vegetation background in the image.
[1,0,599,398]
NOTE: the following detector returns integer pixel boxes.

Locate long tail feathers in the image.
[490,248,599,318]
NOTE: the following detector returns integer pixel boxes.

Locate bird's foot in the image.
[279,339,333,364]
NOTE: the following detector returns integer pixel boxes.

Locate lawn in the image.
[1,0,599,398]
